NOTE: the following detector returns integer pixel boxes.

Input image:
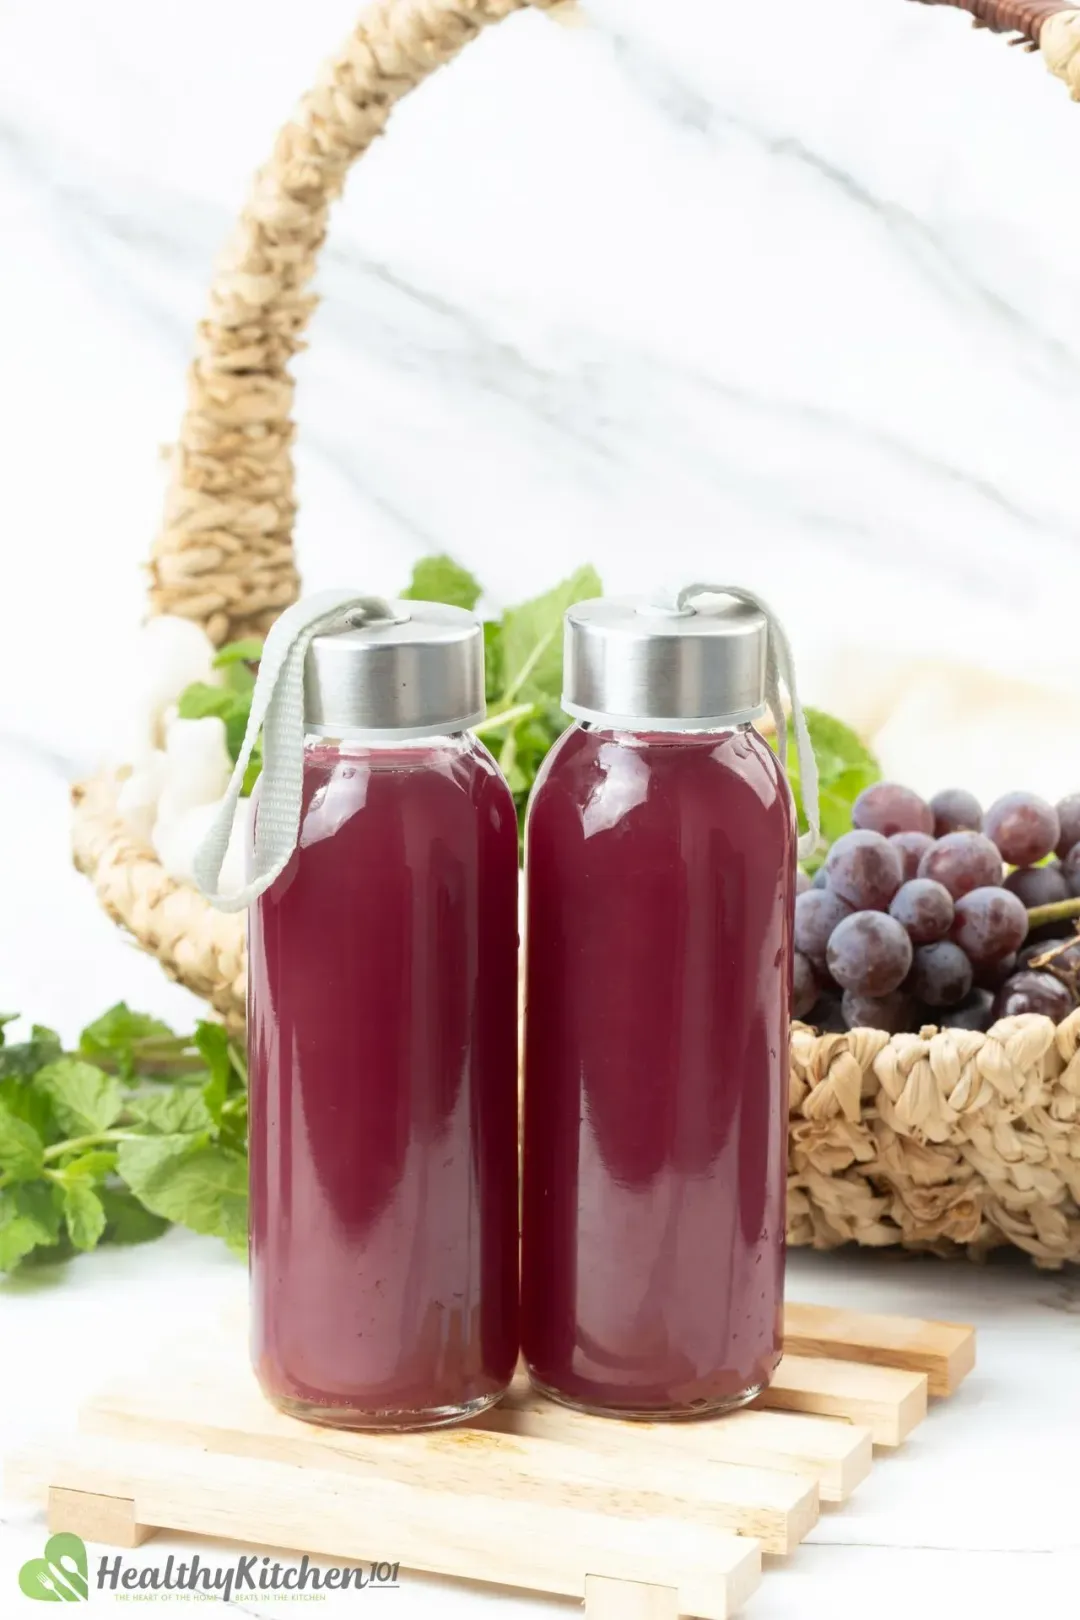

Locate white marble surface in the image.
[2,0,1080,773]
[1,1,1079,1615]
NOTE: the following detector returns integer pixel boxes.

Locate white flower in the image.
[115,751,168,844]
[153,802,219,885]
[124,617,224,759]
[156,715,233,824]
[153,796,252,890]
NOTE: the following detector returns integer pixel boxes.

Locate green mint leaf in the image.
[177,681,234,721]
[0,1013,18,1046]
[818,766,881,847]
[128,1089,213,1135]
[497,703,564,812]
[0,1183,62,1270]
[499,566,601,704]
[63,1181,107,1252]
[0,1075,57,1143]
[117,1135,247,1253]
[79,1003,177,1080]
[217,1091,248,1157]
[786,708,881,850]
[36,1059,125,1137]
[804,709,879,784]
[241,738,262,797]
[483,622,504,704]
[0,1105,45,1181]
[177,683,252,765]
[497,729,527,796]
[56,1150,118,1181]
[401,555,482,612]
[222,662,256,698]
[223,700,251,762]
[213,638,264,667]
[0,1025,62,1080]
[194,1023,235,1126]
[98,1187,169,1246]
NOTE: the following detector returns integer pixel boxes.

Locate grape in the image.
[826,831,904,911]
[975,951,1016,991]
[951,886,1028,968]
[792,952,818,1019]
[993,971,1076,1023]
[796,869,812,897]
[1055,796,1080,861]
[812,996,847,1034]
[795,889,852,969]
[890,831,935,883]
[929,788,983,838]
[826,912,913,997]
[1026,934,1080,998]
[1003,864,1069,909]
[1063,844,1080,898]
[852,782,933,839]
[937,988,995,1032]
[984,792,1060,868]
[917,831,1003,900]
[888,878,954,945]
[812,867,830,890]
[908,941,973,1007]
[841,988,915,1033]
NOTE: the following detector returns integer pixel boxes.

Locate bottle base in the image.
[528,1371,767,1423]
[266,1388,506,1434]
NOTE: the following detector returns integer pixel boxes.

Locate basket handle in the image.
[149,0,564,646]
[914,0,1080,65]
[149,0,1079,646]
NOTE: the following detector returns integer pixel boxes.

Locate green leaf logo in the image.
[18,1532,89,1601]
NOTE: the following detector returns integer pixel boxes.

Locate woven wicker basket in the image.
[72,0,1080,1266]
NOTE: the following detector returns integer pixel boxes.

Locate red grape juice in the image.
[249,734,520,1429]
[522,722,796,1417]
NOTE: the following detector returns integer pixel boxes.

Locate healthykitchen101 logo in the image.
[19,1532,400,1601]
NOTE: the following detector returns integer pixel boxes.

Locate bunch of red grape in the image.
[793,784,1080,1034]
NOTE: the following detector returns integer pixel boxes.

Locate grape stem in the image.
[1025,897,1080,929]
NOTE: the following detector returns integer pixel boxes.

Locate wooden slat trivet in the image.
[4,1302,976,1620]
[783,1301,977,1396]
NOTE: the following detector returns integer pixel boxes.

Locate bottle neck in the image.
[569,707,767,736]
[304,728,469,749]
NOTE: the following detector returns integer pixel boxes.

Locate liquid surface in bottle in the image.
[249,735,520,1428]
[522,722,795,1417]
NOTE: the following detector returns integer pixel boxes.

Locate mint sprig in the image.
[176,558,606,844]
[0,1004,248,1274]
[399,558,603,844]
[176,638,265,796]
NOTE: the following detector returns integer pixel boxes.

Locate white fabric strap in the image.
[194,590,394,913]
[675,583,821,860]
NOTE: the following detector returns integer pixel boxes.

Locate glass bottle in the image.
[521,591,814,1420]
[202,595,520,1431]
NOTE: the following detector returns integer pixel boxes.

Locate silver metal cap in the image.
[563,595,768,729]
[304,600,485,736]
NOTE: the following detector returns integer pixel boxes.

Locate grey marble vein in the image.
[603,27,1080,387]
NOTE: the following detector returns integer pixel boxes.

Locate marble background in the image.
[4,0,1080,1035]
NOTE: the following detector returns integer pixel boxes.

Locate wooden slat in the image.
[586,1574,680,1618]
[783,1303,975,1397]
[82,1353,817,1555]
[48,1487,155,1548]
[8,1436,762,1620]
[756,1355,928,1447]
[487,1371,872,1504]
